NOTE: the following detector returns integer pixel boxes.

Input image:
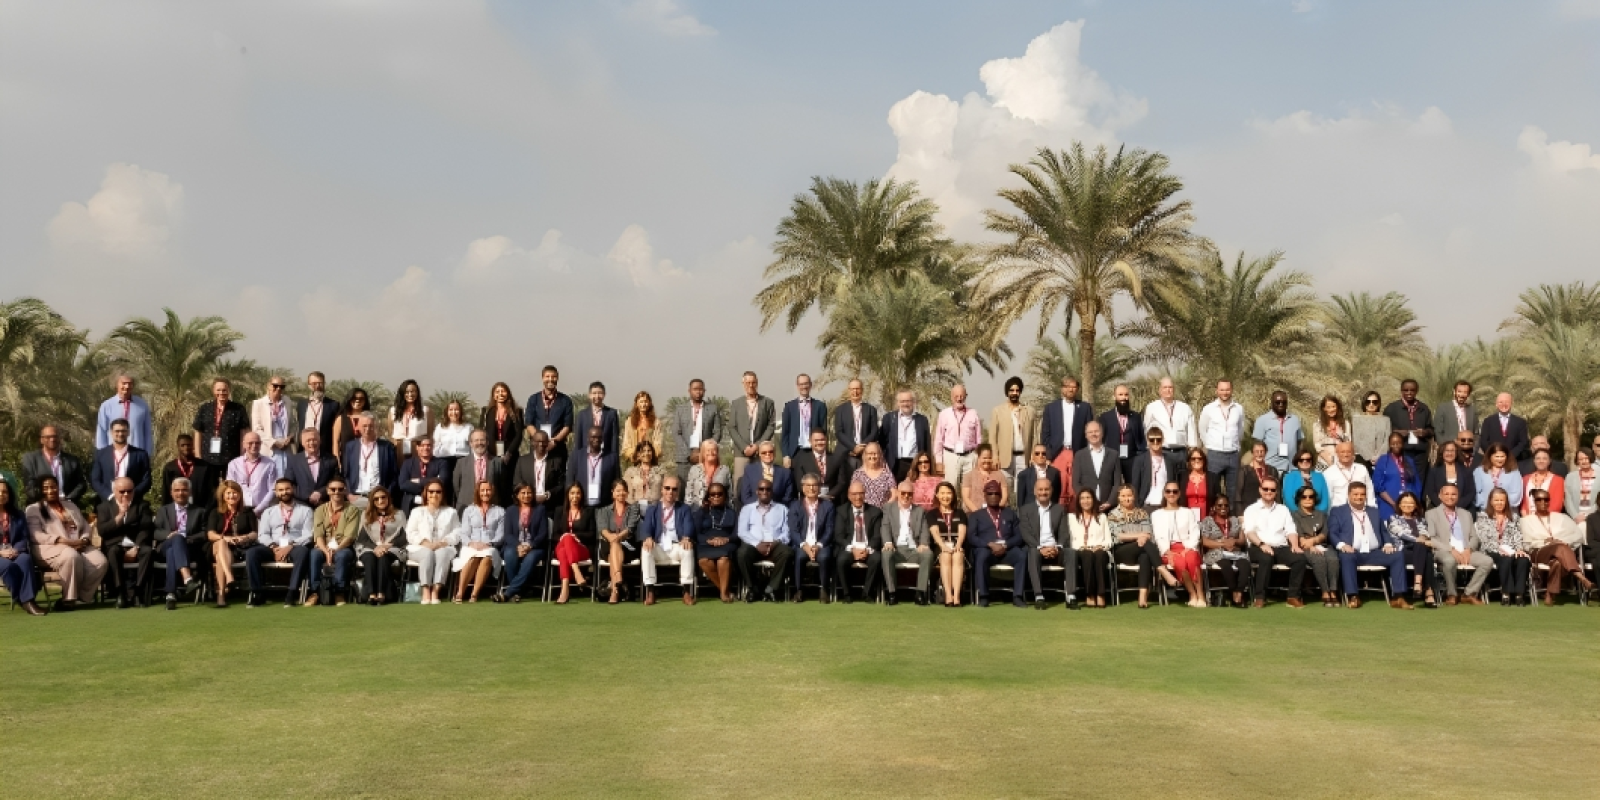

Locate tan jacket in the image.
[988,403,1036,464]
[313,502,363,549]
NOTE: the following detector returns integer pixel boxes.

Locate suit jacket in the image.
[191,400,250,467]
[967,505,1024,550]
[162,459,217,509]
[295,396,341,452]
[502,504,550,549]
[94,499,155,549]
[1425,464,1478,512]
[524,392,575,455]
[1071,447,1122,506]
[341,439,399,498]
[638,501,698,546]
[512,454,567,507]
[573,405,621,457]
[1479,413,1532,462]
[89,445,153,501]
[1018,500,1069,549]
[781,397,829,458]
[1040,399,1094,461]
[480,405,525,460]
[739,463,795,507]
[1239,462,1283,511]
[285,452,337,507]
[250,396,300,460]
[1,510,29,554]
[987,403,1036,466]
[1327,504,1390,550]
[565,451,621,507]
[787,498,835,547]
[1424,505,1478,552]
[153,502,209,547]
[876,501,929,548]
[1128,451,1183,507]
[877,411,931,463]
[789,447,850,501]
[1435,402,1479,445]
[1097,408,1146,465]
[1013,464,1063,510]
[730,394,778,454]
[832,402,881,457]
[451,454,505,509]
[21,450,87,504]
[396,457,452,511]
[831,503,883,550]
[670,401,723,464]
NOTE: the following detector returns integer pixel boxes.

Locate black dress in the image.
[694,505,739,559]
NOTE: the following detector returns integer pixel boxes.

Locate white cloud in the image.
[1252,105,1452,138]
[623,0,716,37]
[884,19,1146,237]
[46,163,183,260]
[1517,125,1600,174]
[607,223,687,287]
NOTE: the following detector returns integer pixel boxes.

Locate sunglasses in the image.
[662,486,678,492]
[1163,489,1180,495]
[757,486,772,492]
[270,383,286,389]
[1261,488,1278,494]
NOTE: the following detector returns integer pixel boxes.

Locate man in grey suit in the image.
[1019,477,1077,610]
[153,477,208,609]
[452,430,505,510]
[729,371,776,499]
[878,480,933,605]
[1425,483,1490,605]
[21,426,87,504]
[1436,381,1479,455]
[1071,421,1122,512]
[670,378,723,480]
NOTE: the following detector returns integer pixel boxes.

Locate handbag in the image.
[403,581,422,603]
[318,564,336,606]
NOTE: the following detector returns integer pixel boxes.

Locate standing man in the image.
[735,478,792,602]
[227,432,279,516]
[1436,380,1478,450]
[192,378,250,472]
[1143,377,1195,458]
[95,477,155,607]
[1071,422,1121,512]
[1198,380,1246,506]
[90,418,152,502]
[638,476,697,605]
[573,382,620,458]
[670,378,722,479]
[21,426,87,504]
[1251,390,1305,473]
[1097,384,1145,484]
[879,389,931,482]
[153,477,207,610]
[832,379,880,471]
[452,430,504,510]
[566,427,620,510]
[1015,444,1064,510]
[730,371,777,498]
[1241,476,1307,608]
[989,377,1036,482]
[396,435,450,511]
[780,374,828,467]
[1329,482,1412,609]
[878,479,932,605]
[1322,442,1371,509]
[1020,477,1076,610]
[1383,379,1434,468]
[1478,392,1531,462]
[788,473,835,602]
[250,376,298,474]
[1130,429,1180,510]
[791,430,848,502]
[525,365,574,460]
[286,429,336,509]
[967,480,1027,607]
[296,371,341,452]
[342,412,398,507]
[831,481,884,604]
[1040,377,1093,489]
[513,430,565,515]
[933,384,982,497]
[161,434,216,508]
[96,374,153,452]
[251,478,314,606]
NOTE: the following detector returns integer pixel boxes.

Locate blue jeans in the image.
[501,543,547,597]
[309,548,354,589]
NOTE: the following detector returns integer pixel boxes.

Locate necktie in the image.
[476,458,486,483]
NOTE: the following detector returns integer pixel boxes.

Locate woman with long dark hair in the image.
[389,379,432,462]
[480,381,523,462]
[330,387,370,470]
[0,478,45,615]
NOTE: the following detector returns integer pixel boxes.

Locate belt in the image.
[1162,445,1188,452]
[943,447,972,455]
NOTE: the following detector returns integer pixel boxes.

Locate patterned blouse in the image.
[1198,515,1247,565]
[1385,515,1429,546]
[1106,507,1151,541]
[624,464,663,506]
[684,464,730,508]
[1473,514,1523,555]
[851,468,897,507]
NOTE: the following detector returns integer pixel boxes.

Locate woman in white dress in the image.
[452,480,504,603]
[405,478,458,605]
[431,400,475,477]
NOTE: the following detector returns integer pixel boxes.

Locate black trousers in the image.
[834,550,883,598]
[1490,553,1531,597]
[102,543,154,595]
[1400,541,1435,591]
[1248,544,1307,599]
[1078,549,1111,599]
[1208,557,1249,593]
[360,551,401,600]
[1112,540,1163,589]
[735,542,793,595]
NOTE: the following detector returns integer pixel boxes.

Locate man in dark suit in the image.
[21,426,87,504]
[525,365,575,460]
[342,412,398,504]
[513,430,566,514]
[788,474,835,602]
[567,427,620,509]
[573,382,620,458]
[669,378,722,479]
[968,480,1027,607]
[730,371,777,498]
[295,372,341,453]
[1436,381,1478,451]
[90,418,152,501]
[1328,481,1411,609]
[832,481,884,603]
[191,377,250,470]
[154,477,208,609]
[780,373,828,465]
[1014,444,1064,510]
[1040,376,1094,463]
[1479,392,1532,462]
[161,434,216,508]
[1129,429,1181,510]
[286,429,337,508]
[95,477,156,607]
[831,378,881,470]
[878,389,931,482]
[1383,379,1434,467]
[452,429,504,510]
[395,435,451,511]
[1019,476,1076,609]
[1097,385,1145,484]
[1072,421,1122,512]
[790,430,849,502]
[739,441,795,507]
[1518,436,1568,477]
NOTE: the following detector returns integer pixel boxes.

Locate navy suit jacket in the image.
[1040,399,1095,461]
[1327,504,1391,550]
[639,501,698,546]
[786,498,836,548]
[342,439,399,497]
[1,512,29,555]
[832,402,881,456]
[90,446,152,501]
[781,398,829,458]
[1097,408,1146,462]
[1479,414,1532,463]
[739,463,795,507]
[285,452,336,507]
[396,457,453,511]
[967,506,1024,550]
[566,451,621,507]
[1013,464,1063,509]
[524,392,575,453]
[877,412,931,463]
[294,397,341,451]
[501,504,550,549]
[574,405,621,458]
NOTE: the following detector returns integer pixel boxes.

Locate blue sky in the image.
[3,0,1598,408]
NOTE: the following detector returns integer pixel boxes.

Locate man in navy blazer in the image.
[790,430,850,502]
[638,476,699,604]
[395,436,451,511]
[787,473,835,601]
[831,378,881,469]
[968,480,1027,606]
[1097,385,1146,483]
[1040,377,1094,463]
[285,429,337,508]
[780,374,829,463]
[90,419,152,501]
[739,441,795,507]
[1478,392,1532,462]
[294,372,341,453]
[567,427,621,508]
[878,389,931,482]
[342,414,398,502]
[1327,482,1412,609]
[1013,444,1064,510]
[573,382,621,458]
[525,366,576,459]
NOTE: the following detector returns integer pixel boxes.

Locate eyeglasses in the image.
[1147,438,1163,444]
[1260,488,1278,494]
[1364,399,1380,407]
[1163,489,1179,495]
[662,486,678,492]
[899,491,913,497]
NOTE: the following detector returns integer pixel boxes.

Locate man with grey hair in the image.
[1142,376,1195,456]
[730,371,776,499]
[96,476,155,608]
[96,373,153,452]
[879,389,931,482]
[154,476,208,609]
[878,479,932,605]
[934,384,981,497]
[227,431,279,515]
[831,378,880,471]
[342,411,397,507]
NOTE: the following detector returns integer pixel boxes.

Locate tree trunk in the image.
[1565,401,1582,465]
[1078,312,1097,406]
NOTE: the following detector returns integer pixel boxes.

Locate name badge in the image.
[495,442,505,457]
[1278,442,1290,458]
[209,437,222,455]
[1406,432,1418,446]
[540,424,553,438]
[402,440,412,455]
[1119,444,1128,458]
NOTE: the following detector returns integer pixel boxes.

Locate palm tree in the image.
[754,176,946,333]
[1022,330,1141,412]
[1402,343,1482,412]
[1318,291,1427,405]
[1463,338,1523,400]
[426,389,478,427]
[103,310,245,466]
[327,379,392,418]
[1517,322,1600,461]
[1502,282,1600,334]
[0,298,94,461]
[979,143,1200,403]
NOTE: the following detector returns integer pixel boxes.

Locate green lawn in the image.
[3,599,1597,798]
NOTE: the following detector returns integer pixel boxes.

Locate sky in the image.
[4,0,1599,410]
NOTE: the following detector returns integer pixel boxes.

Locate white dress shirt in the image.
[1143,454,1168,506]
[1321,462,1370,508]
[1243,500,1295,547]
[1198,400,1245,453]
[896,414,918,459]
[1037,505,1059,548]
[432,423,474,458]
[1059,400,1078,449]
[1349,506,1379,552]
[1143,399,1195,448]
[846,506,872,552]
[895,505,915,549]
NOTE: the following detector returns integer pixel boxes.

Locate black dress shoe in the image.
[165,595,178,611]
[1066,598,1081,610]
[52,599,75,612]
[1034,596,1047,610]
[915,592,928,606]
[1012,598,1027,608]
[116,595,130,609]
[133,595,147,608]
[842,594,854,604]
[744,591,758,604]
[885,595,899,606]
[977,597,991,608]
[183,577,202,596]
[763,588,779,603]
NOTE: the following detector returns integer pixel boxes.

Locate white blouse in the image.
[1151,507,1201,551]
[1067,513,1112,549]
[405,505,460,546]
[390,406,431,455]
[432,423,475,458]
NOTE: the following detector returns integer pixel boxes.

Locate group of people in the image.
[2,368,1595,618]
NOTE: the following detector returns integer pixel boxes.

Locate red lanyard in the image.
[242,459,260,486]
[176,459,193,478]
[376,520,387,544]
[214,403,226,432]
[113,447,128,476]
[223,511,236,536]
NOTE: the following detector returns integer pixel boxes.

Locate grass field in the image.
[3,598,1598,798]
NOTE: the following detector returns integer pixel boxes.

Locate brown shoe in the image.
[1462,595,1485,606]
[1390,597,1413,610]
[1445,595,1458,606]
[682,594,695,606]
[1286,598,1305,608]
[644,590,656,606]
[304,595,319,607]
[1252,599,1265,609]
[1348,598,1362,609]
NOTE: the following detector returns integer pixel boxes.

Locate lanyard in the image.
[214,402,226,432]
[361,443,376,471]
[279,505,294,539]
[242,458,261,487]
[223,511,236,536]
[177,459,193,478]
[113,447,129,476]
[376,519,387,544]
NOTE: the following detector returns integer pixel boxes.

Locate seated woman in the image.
[1372,432,1421,523]
[497,484,549,603]
[1181,449,1220,515]
[683,440,729,508]
[453,480,504,603]
[1563,449,1596,525]
[1281,450,1330,513]
[202,479,257,608]
[927,482,967,608]
[1199,495,1249,608]
[1474,444,1524,512]
[694,483,738,602]
[554,484,596,604]
[1520,451,1563,516]
[624,441,663,506]
[851,444,897,508]
[597,479,639,604]
[910,454,941,511]
[1,478,44,615]
[1385,492,1437,607]
[404,479,459,605]
[960,445,1008,513]
[1109,485,1168,608]
[1151,482,1205,607]
[1291,486,1337,607]
[355,484,407,605]
[1519,488,1594,605]
[307,476,363,606]
[1475,487,1529,606]
[1426,441,1472,512]
[1069,489,1112,608]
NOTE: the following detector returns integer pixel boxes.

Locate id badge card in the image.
[402,439,412,455]
[1119,444,1128,458]
[539,424,553,438]
[209,436,222,455]
[1278,442,1290,458]
[495,442,505,457]
[1407,432,1418,446]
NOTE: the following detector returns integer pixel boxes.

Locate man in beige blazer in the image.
[989,377,1036,482]
[250,376,299,474]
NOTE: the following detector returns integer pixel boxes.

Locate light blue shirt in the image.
[96,395,153,452]
[1251,412,1305,471]
[459,505,505,546]
[737,502,788,546]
